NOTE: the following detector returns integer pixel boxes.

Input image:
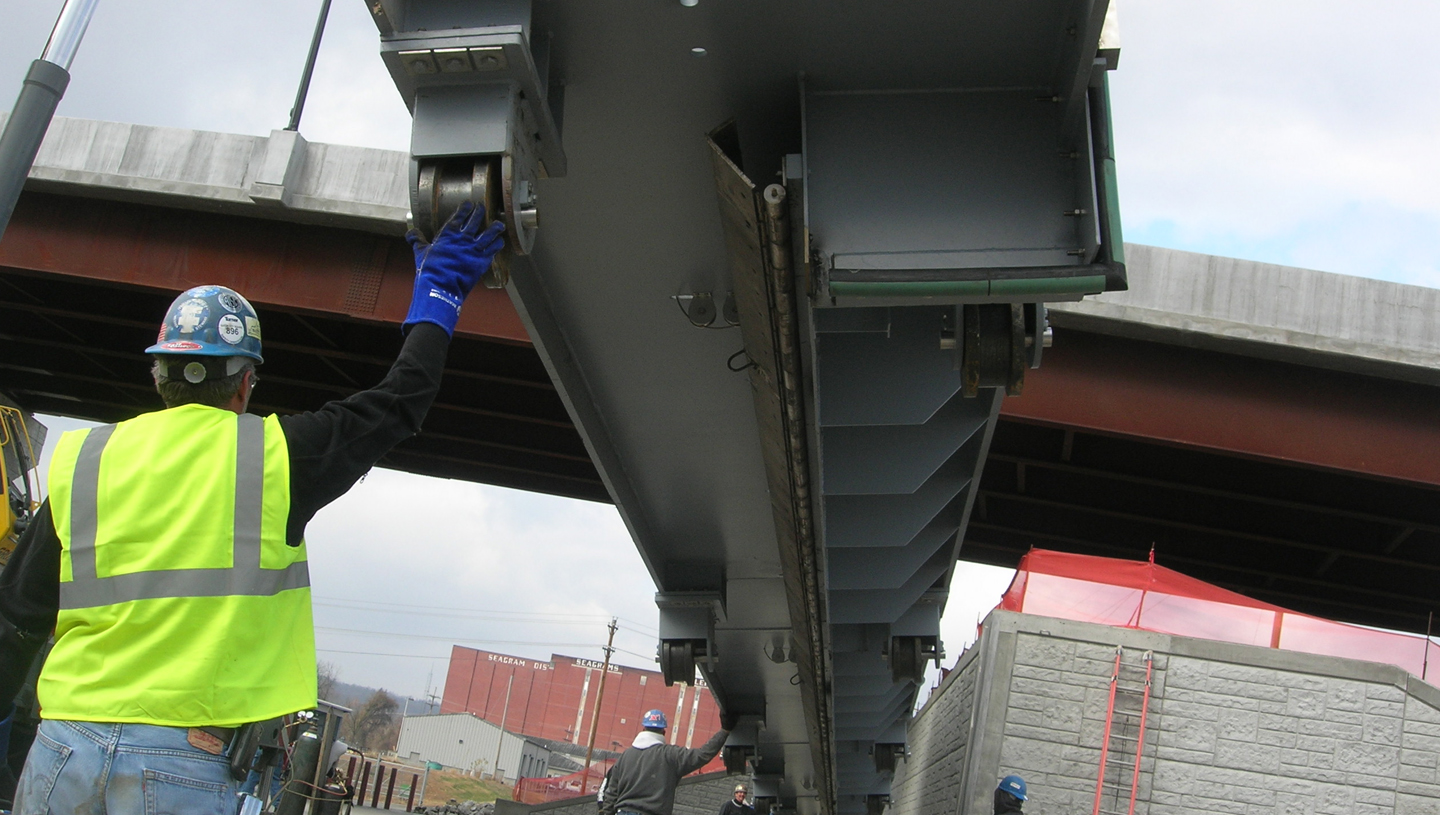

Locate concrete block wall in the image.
[891,611,1440,815]
[888,644,982,815]
[995,632,1164,814]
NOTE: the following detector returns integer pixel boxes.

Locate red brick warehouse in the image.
[441,647,723,754]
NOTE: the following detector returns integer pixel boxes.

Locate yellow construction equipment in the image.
[0,404,40,567]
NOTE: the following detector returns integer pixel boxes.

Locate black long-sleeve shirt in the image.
[0,322,450,680]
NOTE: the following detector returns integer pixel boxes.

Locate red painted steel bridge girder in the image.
[1005,330,1440,488]
[0,193,529,345]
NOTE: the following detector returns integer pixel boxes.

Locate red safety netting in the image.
[513,760,613,805]
[999,548,1439,679]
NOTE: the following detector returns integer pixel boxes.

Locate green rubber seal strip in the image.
[832,275,1106,298]
[1102,158,1125,266]
[990,275,1107,296]
[829,280,990,298]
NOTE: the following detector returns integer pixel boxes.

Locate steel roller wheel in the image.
[660,639,698,686]
[889,636,923,684]
[412,157,511,289]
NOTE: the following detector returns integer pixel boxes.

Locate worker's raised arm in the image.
[674,727,731,777]
[278,203,506,543]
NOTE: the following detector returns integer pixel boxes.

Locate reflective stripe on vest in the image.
[59,413,309,610]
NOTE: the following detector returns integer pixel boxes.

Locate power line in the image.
[315,626,656,661]
[312,597,659,635]
[316,645,659,670]
[314,595,604,617]
[612,646,656,662]
[316,626,598,649]
[316,648,452,660]
[615,623,659,638]
[315,601,606,624]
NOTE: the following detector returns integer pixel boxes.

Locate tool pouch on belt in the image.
[228,721,264,780]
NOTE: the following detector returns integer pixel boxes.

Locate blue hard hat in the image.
[146,285,264,364]
[642,710,667,730]
[998,775,1026,801]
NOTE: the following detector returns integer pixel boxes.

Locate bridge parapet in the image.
[1,113,410,235]
[1053,243,1440,384]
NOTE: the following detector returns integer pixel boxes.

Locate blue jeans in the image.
[14,719,241,815]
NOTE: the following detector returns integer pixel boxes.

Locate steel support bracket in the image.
[369,1,565,255]
[656,591,724,685]
[656,590,725,638]
[378,23,564,177]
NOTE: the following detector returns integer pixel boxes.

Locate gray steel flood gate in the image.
[364,2,1123,813]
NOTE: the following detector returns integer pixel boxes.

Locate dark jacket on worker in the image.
[598,728,728,815]
[993,789,1023,814]
[719,798,756,815]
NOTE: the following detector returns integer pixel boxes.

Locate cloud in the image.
[1,0,406,146]
[919,562,1016,705]
[287,0,412,151]
[303,469,661,693]
[1111,0,1440,285]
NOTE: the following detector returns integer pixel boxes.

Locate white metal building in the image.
[396,713,552,783]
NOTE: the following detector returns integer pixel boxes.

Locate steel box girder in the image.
[367,3,1119,814]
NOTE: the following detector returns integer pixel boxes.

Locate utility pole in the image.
[492,672,514,781]
[424,665,440,713]
[0,0,100,239]
[582,618,619,791]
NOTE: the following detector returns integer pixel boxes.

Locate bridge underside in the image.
[970,329,1440,633]
[4,190,1437,634]
[0,192,604,502]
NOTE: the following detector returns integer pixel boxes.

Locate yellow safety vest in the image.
[40,404,316,727]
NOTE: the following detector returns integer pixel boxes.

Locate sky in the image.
[3,1,1436,701]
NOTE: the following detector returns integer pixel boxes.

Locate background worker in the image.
[0,202,505,815]
[598,709,734,815]
[719,783,756,815]
[994,774,1027,814]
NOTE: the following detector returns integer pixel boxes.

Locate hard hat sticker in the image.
[159,340,204,352]
[245,316,262,341]
[174,299,210,334]
[218,314,245,344]
[218,291,244,313]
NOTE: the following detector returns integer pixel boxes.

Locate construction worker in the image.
[994,774,1027,814]
[597,709,734,815]
[0,202,506,815]
[718,783,756,815]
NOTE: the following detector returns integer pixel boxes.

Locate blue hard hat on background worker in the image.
[994,774,1027,814]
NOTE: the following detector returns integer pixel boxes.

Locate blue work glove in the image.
[403,201,507,336]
